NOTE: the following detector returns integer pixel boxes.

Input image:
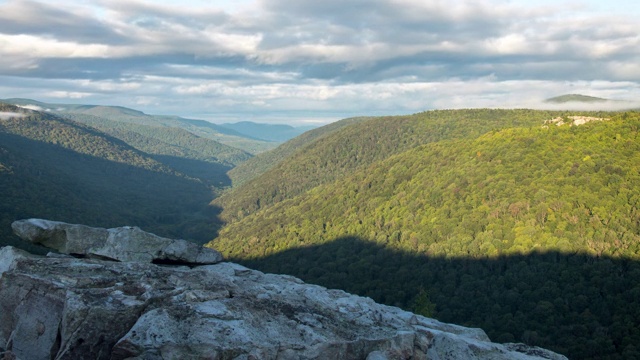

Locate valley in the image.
[0,99,315,251]
[2,98,640,359]
[209,108,640,359]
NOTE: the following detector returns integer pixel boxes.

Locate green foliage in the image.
[2,98,277,154]
[55,104,277,154]
[0,103,222,246]
[59,113,252,186]
[237,240,640,360]
[214,112,640,260]
[216,109,594,223]
[411,288,436,318]
[226,116,372,187]
[210,110,640,359]
[60,113,252,165]
[0,105,167,172]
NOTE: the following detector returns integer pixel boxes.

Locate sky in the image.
[0,0,639,125]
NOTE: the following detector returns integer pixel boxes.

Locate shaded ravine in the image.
[228,236,640,359]
[0,133,225,250]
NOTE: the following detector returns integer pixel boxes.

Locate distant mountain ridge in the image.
[219,121,317,142]
[544,94,609,103]
[2,98,279,154]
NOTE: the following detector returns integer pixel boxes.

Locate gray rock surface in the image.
[11,218,223,264]
[0,221,568,360]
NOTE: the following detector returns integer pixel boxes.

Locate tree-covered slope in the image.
[59,104,278,154]
[213,113,639,259]
[217,109,598,222]
[240,239,640,359]
[65,113,252,164]
[58,113,252,186]
[0,104,169,172]
[2,98,278,154]
[226,116,372,187]
[209,111,640,359]
[0,103,221,247]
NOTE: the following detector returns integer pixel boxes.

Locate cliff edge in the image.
[0,219,567,360]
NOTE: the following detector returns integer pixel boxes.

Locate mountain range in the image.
[2,95,640,358]
[0,99,312,248]
[219,121,317,143]
[1,98,312,154]
[208,106,640,359]
[0,102,225,248]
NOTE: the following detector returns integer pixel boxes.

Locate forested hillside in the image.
[216,109,605,222]
[60,113,251,187]
[226,116,372,186]
[2,98,278,154]
[209,110,640,359]
[0,103,222,247]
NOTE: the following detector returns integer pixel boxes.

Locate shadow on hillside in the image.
[0,133,224,250]
[151,154,233,187]
[231,236,640,360]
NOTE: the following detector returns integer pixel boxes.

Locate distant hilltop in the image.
[544,94,609,103]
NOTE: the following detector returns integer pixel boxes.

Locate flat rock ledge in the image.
[11,218,223,265]
[0,221,567,360]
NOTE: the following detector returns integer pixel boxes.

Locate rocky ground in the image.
[0,219,568,360]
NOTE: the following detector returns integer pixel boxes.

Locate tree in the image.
[412,288,436,318]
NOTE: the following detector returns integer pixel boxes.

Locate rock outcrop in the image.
[11,218,223,265]
[0,220,567,360]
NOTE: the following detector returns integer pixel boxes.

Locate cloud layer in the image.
[0,0,639,124]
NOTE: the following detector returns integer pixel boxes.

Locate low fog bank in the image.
[512,100,640,112]
[0,111,24,120]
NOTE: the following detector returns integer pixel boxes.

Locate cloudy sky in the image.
[1,0,639,125]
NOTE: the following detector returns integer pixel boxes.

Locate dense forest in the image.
[215,109,610,223]
[209,110,640,359]
[0,103,224,247]
[4,97,640,358]
[226,116,372,186]
[2,98,279,154]
[59,113,251,187]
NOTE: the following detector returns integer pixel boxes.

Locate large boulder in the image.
[11,219,223,265]
[0,242,567,360]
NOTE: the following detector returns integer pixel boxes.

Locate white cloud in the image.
[0,0,639,125]
[46,91,93,99]
[18,104,43,111]
[0,34,115,59]
[0,111,25,120]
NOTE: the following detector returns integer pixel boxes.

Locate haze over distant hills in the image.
[538,93,639,112]
[1,98,308,154]
[219,121,317,143]
[544,94,609,103]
